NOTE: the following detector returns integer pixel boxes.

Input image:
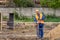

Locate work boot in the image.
[40,38,44,40]
[36,37,43,40]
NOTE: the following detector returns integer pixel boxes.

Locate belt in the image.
[38,20,44,24]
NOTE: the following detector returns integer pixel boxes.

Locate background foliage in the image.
[13,0,34,7]
[40,0,60,9]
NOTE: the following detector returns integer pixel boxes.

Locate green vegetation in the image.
[13,0,34,7]
[3,16,8,21]
[40,0,60,9]
[45,14,60,22]
[14,12,60,22]
[14,11,34,22]
[13,0,60,8]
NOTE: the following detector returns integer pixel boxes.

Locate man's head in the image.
[35,10,39,14]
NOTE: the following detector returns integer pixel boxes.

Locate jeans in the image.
[37,23,44,38]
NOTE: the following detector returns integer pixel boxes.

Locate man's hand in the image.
[37,22,39,24]
[35,23,39,30]
[35,23,38,27]
[37,20,42,23]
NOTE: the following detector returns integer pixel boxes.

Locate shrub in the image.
[3,16,8,21]
[14,11,20,20]
[13,0,34,7]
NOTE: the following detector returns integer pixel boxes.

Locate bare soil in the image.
[0,22,60,40]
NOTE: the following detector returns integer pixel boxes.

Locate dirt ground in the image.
[0,22,60,40]
[46,25,60,40]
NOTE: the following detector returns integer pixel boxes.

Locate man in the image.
[34,9,45,39]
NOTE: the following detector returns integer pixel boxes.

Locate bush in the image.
[45,14,60,22]
[3,16,8,21]
[46,13,56,18]
[14,11,20,20]
[14,11,33,22]
[13,0,34,7]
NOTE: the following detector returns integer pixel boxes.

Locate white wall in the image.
[0,8,60,17]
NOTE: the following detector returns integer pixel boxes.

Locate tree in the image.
[13,0,34,7]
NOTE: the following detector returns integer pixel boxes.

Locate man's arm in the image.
[34,17,38,29]
[42,12,45,20]
[34,17,37,23]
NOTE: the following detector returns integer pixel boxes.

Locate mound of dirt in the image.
[46,24,60,40]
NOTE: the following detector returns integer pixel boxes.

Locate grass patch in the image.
[15,17,60,22]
